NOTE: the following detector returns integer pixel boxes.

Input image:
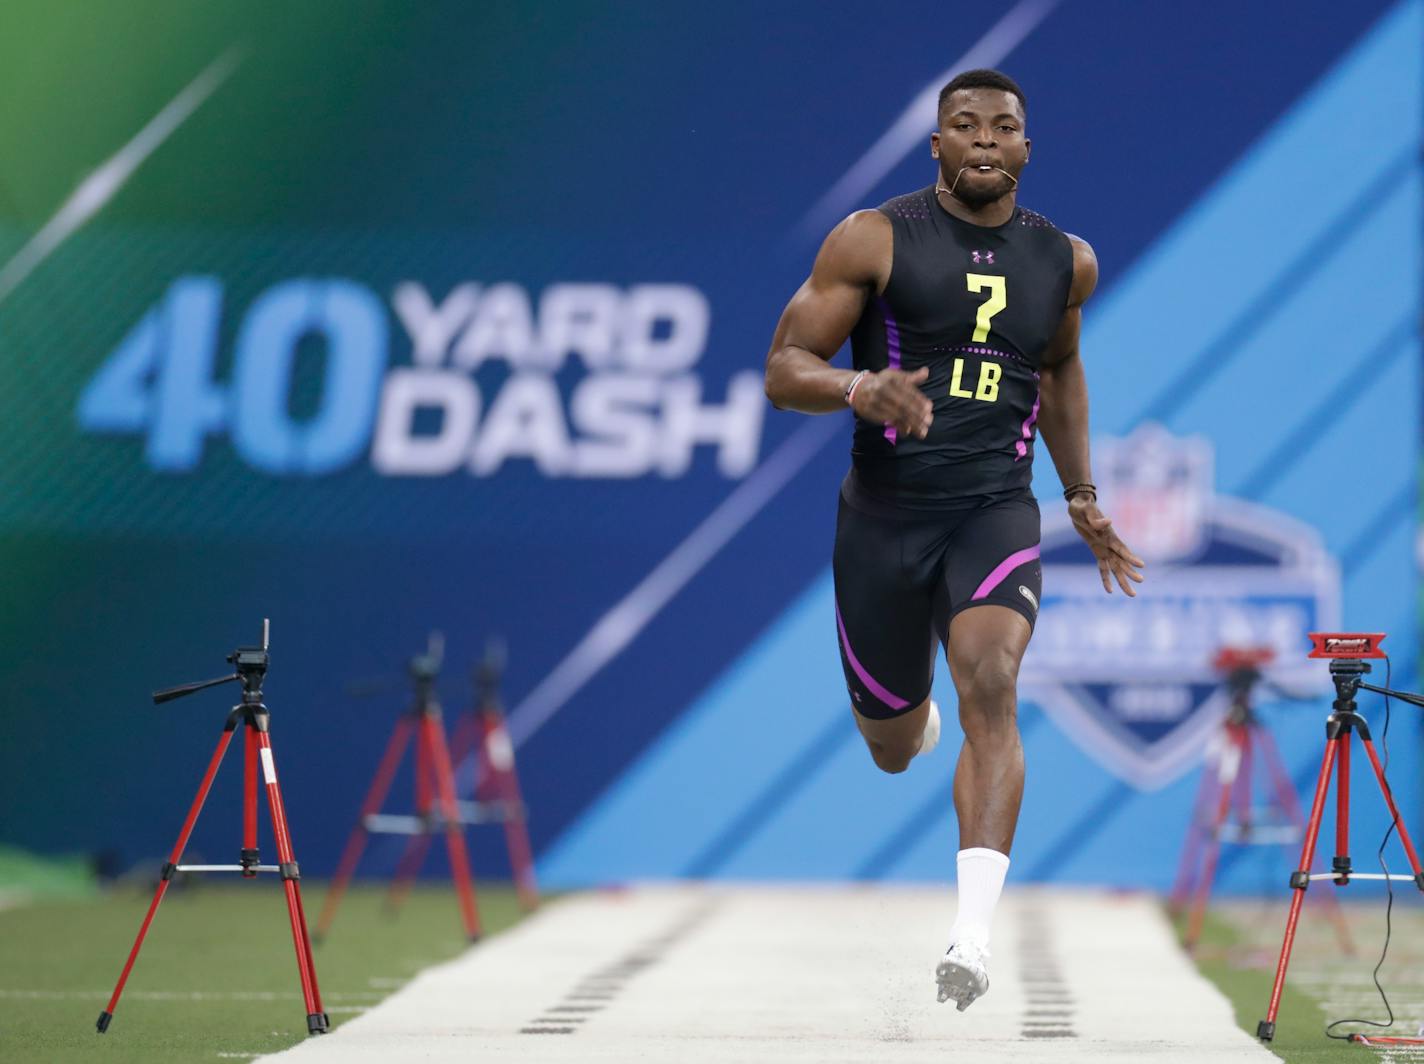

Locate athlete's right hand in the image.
[850,367,934,439]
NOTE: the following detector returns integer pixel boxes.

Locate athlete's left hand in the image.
[1068,495,1146,596]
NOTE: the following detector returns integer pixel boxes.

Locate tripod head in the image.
[397,630,446,717]
[474,637,507,718]
[1309,632,1424,711]
[1214,646,1274,700]
[1211,644,1314,719]
[408,630,445,684]
[153,619,271,705]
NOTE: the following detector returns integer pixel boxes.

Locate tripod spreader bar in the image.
[1304,872,1424,886]
[362,799,525,836]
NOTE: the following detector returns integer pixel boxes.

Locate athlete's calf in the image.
[948,607,1030,853]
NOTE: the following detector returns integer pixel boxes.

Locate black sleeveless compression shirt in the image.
[847,185,1075,510]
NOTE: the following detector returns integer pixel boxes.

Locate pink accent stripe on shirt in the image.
[1014,385,1041,461]
[879,298,900,445]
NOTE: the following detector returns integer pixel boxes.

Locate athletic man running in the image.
[763,68,1144,1010]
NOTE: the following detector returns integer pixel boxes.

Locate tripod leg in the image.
[1186,724,1241,949]
[255,726,329,1035]
[1234,723,1255,835]
[243,724,260,876]
[1260,722,1306,825]
[449,712,479,767]
[386,834,433,915]
[1170,743,1218,915]
[98,727,237,1033]
[485,720,539,911]
[1333,735,1351,884]
[1259,736,1339,1041]
[386,725,435,915]
[501,776,539,912]
[315,717,416,939]
[426,714,483,940]
[1257,723,1353,954]
[1359,738,1424,881]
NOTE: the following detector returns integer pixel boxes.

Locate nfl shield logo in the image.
[1098,424,1211,564]
[1020,423,1341,790]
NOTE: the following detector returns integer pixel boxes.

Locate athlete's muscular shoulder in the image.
[1042,234,1096,368]
[1063,233,1098,308]
[770,210,891,364]
[814,209,892,295]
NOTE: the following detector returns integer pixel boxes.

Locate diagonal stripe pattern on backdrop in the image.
[0,47,242,307]
[793,0,1062,245]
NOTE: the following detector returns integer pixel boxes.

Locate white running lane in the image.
[261,885,1274,1063]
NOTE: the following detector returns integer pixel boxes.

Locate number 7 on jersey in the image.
[966,273,1006,342]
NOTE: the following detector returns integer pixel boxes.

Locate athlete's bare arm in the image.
[1037,235,1146,595]
[764,211,933,439]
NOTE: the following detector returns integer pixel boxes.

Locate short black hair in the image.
[937,68,1026,123]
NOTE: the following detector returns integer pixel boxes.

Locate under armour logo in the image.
[971,250,994,265]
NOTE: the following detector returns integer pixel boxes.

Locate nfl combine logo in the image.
[1020,424,1341,789]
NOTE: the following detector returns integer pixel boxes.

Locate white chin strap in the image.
[941,165,1018,197]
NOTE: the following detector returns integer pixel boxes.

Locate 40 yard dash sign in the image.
[76,276,765,479]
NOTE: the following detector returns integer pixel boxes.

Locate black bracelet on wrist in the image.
[1063,481,1097,501]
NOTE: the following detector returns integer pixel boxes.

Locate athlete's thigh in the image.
[945,604,1032,691]
[832,496,938,722]
[941,491,1042,637]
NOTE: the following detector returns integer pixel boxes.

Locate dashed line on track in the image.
[1017,906,1077,1040]
[518,898,719,1036]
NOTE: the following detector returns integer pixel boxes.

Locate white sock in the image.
[915,700,941,758]
[950,847,1010,947]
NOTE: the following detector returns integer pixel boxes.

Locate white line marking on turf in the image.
[0,46,242,306]
[793,0,1061,244]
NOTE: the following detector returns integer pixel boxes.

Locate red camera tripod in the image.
[97,621,328,1037]
[1257,633,1424,1044]
[1171,646,1351,953]
[314,637,537,941]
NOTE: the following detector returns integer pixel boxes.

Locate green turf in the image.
[0,880,529,1063]
[0,844,97,900]
[1186,899,1424,1062]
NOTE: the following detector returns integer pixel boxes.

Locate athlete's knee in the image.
[867,740,914,775]
[955,653,1019,731]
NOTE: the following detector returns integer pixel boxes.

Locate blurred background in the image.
[0,0,1419,900]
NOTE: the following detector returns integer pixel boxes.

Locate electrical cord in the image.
[1325,653,1398,1042]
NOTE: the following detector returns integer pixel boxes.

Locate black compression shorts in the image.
[832,474,1041,721]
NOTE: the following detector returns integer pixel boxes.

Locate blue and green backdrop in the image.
[1,0,1419,893]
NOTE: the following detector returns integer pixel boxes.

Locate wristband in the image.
[844,370,869,407]
[1062,481,1097,501]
